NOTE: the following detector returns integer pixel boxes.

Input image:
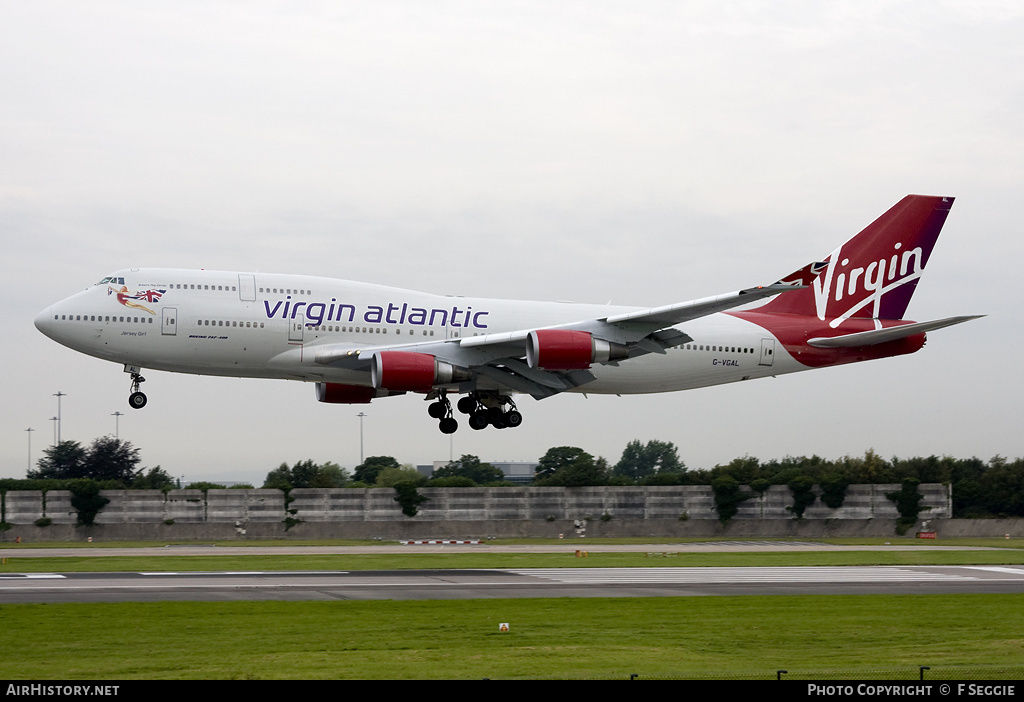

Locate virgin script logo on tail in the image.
[812,242,924,327]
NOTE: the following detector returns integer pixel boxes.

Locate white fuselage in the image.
[34,268,800,397]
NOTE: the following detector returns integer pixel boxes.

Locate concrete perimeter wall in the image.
[0,483,998,541]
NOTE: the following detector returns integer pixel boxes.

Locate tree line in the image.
[5,437,1023,518]
[256,443,1024,519]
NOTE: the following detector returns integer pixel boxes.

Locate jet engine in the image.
[525,330,629,370]
[371,351,469,393]
[314,382,395,404]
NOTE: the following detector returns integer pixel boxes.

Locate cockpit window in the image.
[97,277,126,285]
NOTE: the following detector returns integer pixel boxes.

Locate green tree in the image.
[786,475,816,520]
[375,466,426,487]
[433,455,503,485]
[85,436,141,482]
[612,440,684,480]
[428,476,477,487]
[819,474,849,509]
[289,459,322,488]
[262,460,352,490]
[836,449,894,483]
[263,463,294,490]
[354,456,401,484]
[976,456,1024,517]
[67,479,111,526]
[29,437,140,483]
[535,455,609,486]
[393,482,428,517]
[185,481,227,491]
[536,447,591,480]
[311,462,350,488]
[29,440,87,479]
[639,472,685,486]
[886,477,929,534]
[708,456,763,484]
[711,475,753,524]
[131,466,176,490]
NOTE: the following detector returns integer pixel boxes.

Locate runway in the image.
[3,564,1024,603]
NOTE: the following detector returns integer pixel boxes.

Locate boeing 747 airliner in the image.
[35,195,981,433]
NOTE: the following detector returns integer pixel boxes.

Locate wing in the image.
[307,274,806,400]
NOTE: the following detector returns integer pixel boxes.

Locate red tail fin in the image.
[760,195,954,321]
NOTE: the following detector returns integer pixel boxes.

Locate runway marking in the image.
[678,541,829,547]
[0,574,65,579]
[139,571,350,576]
[401,540,482,545]
[505,566,1016,584]
[962,566,1024,575]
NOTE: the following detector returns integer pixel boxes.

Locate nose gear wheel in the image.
[128,372,147,409]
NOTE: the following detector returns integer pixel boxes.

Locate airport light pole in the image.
[111,411,123,439]
[50,417,58,446]
[356,412,366,465]
[25,427,34,473]
[53,391,66,444]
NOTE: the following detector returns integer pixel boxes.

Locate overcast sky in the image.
[2,1,1021,484]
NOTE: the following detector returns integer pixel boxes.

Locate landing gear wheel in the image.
[469,411,489,430]
[457,396,478,415]
[503,410,523,428]
[486,407,507,429]
[427,401,447,419]
[439,417,458,434]
[127,371,148,409]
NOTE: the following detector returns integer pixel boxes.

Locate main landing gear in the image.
[427,390,459,435]
[425,392,523,434]
[127,371,147,409]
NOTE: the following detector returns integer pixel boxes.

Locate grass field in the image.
[1,595,1022,679]
[2,537,1024,573]
[1,539,1022,680]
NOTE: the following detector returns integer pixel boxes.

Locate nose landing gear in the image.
[127,370,147,409]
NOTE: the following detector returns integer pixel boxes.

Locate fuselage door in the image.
[759,338,775,366]
[161,307,178,336]
[238,274,256,302]
[289,320,304,342]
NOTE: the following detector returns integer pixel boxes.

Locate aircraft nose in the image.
[34,306,53,337]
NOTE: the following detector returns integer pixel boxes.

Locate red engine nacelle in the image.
[370,351,468,393]
[526,330,629,370]
[314,383,379,404]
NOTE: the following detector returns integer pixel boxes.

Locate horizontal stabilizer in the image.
[807,315,984,348]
